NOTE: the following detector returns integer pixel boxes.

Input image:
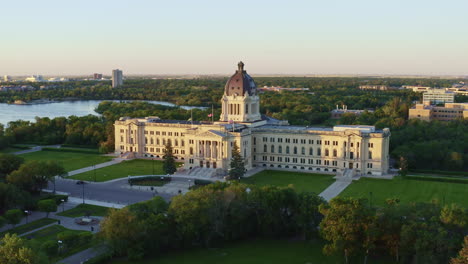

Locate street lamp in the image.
[188,179,191,188]
[93,164,96,182]
[82,182,85,204]
[152,158,155,175]
[60,199,65,212]
[58,240,63,254]
[24,210,29,223]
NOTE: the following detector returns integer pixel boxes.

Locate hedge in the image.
[40,194,68,205]
[406,175,468,184]
[410,169,468,177]
[128,176,172,185]
[41,147,99,154]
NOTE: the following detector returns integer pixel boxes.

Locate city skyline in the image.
[1,0,468,76]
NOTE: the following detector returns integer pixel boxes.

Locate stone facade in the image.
[115,62,391,176]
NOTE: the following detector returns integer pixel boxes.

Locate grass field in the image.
[0,218,57,237]
[57,204,111,217]
[26,225,93,262]
[70,159,181,182]
[340,177,468,207]
[108,239,396,264]
[241,170,335,194]
[0,147,27,153]
[19,150,112,172]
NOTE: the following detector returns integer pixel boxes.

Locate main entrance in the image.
[349,162,353,169]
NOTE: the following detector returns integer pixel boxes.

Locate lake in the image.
[0,100,205,126]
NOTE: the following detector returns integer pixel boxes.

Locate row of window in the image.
[259,145,373,159]
[255,137,375,148]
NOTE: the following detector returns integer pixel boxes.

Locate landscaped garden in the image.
[108,239,396,264]
[19,149,112,172]
[26,225,93,262]
[340,177,468,207]
[0,218,57,237]
[241,170,334,193]
[57,204,111,217]
[70,159,181,182]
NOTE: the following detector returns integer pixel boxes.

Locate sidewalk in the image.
[67,158,124,176]
[319,180,352,201]
[58,246,107,264]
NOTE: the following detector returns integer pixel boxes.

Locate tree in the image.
[4,209,23,227]
[0,234,44,264]
[398,156,408,177]
[162,141,176,175]
[0,216,6,229]
[7,160,65,193]
[0,154,24,179]
[0,183,25,214]
[37,199,57,218]
[99,208,143,258]
[451,236,468,264]
[319,197,376,264]
[228,142,246,180]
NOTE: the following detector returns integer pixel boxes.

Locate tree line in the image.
[98,182,468,263]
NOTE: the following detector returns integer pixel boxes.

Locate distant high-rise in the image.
[93,73,103,80]
[3,75,12,82]
[112,69,123,88]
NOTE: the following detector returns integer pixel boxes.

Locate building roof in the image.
[224,61,257,96]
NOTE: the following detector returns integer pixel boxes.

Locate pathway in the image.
[13,146,42,155]
[58,246,107,264]
[319,180,352,201]
[67,158,124,176]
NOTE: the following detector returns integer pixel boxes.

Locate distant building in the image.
[93,73,103,80]
[331,105,374,119]
[402,85,432,92]
[422,89,454,104]
[0,85,34,92]
[25,75,44,82]
[359,85,398,91]
[409,102,468,121]
[112,69,123,88]
[3,75,12,82]
[258,86,309,92]
[446,87,468,96]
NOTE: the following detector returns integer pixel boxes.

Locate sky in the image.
[1,0,468,76]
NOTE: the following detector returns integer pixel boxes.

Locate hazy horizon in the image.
[1,0,468,76]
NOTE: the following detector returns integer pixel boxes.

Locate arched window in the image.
[333,149,337,157]
[271,145,275,153]
[293,147,297,154]
[368,151,372,159]
[181,140,185,147]
[167,139,171,145]
[279,146,282,153]
[156,138,160,145]
[325,149,329,156]
[309,147,313,155]
[301,147,305,155]
[190,147,193,155]
[174,139,178,146]
[150,138,154,145]
[145,137,148,144]
[264,144,267,152]
[317,148,321,156]
[286,146,290,154]
[162,139,166,145]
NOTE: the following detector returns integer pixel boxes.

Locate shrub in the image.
[78,232,93,245]
[4,209,23,227]
[0,216,6,228]
[406,175,468,184]
[41,240,58,256]
[40,194,68,205]
[57,231,79,248]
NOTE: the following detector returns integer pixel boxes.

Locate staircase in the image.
[187,167,216,178]
[336,168,356,182]
[120,152,135,160]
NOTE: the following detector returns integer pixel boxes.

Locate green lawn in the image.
[57,204,111,217]
[108,239,396,264]
[70,159,181,182]
[340,177,468,207]
[0,147,27,153]
[26,225,93,262]
[241,170,335,194]
[19,150,112,172]
[0,218,57,237]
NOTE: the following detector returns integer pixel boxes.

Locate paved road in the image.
[49,178,175,205]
